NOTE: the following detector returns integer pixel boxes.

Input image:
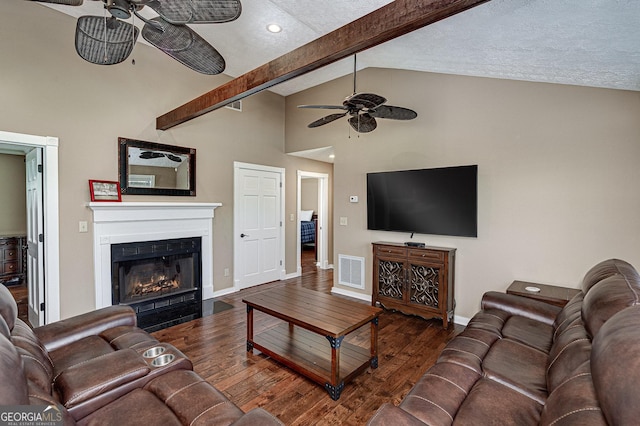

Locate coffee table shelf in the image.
[253,324,372,386]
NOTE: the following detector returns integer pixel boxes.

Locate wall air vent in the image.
[338,254,365,290]
[225,100,242,112]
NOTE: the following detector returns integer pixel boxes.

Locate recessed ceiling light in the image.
[329,154,335,159]
[267,23,282,33]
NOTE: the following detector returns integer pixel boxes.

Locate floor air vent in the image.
[338,255,365,290]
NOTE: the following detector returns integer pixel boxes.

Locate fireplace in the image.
[111,237,202,332]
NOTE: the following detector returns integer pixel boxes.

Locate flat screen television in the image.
[367,165,477,237]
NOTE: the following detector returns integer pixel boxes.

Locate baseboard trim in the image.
[453,315,471,326]
[330,286,371,302]
[210,286,238,300]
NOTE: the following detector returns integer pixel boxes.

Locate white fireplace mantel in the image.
[88,202,221,309]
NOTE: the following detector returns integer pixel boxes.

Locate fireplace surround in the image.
[89,202,221,323]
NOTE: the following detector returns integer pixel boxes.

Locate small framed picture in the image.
[89,180,122,202]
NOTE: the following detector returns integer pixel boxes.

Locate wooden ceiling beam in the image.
[156,0,490,130]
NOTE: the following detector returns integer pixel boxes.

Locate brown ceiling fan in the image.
[30,0,242,74]
[297,54,418,133]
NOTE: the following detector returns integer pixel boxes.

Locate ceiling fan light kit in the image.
[33,0,242,74]
[298,55,417,133]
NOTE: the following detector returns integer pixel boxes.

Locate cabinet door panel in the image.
[377,259,405,300]
[408,263,440,309]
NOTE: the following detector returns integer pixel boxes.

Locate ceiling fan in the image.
[298,55,417,133]
[30,0,242,74]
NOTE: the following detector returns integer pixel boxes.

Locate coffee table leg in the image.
[370,317,379,369]
[324,382,345,401]
[246,305,254,352]
[326,335,345,400]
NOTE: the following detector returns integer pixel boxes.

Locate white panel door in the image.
[26,148,45,326]
[235,165,282,289]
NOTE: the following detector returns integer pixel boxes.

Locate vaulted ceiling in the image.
[41,0,640,95]
[40,0,640,133]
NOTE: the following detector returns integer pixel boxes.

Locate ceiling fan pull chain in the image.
[103,12,108,63]
[131,12,136,65]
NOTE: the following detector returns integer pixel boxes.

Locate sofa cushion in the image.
[0,333,29,405]
[11,319,55,393]
[582,274,640,338]
[581,258,639,294]
[49,336,116,378]
[552,292,583,340]
[540,361,605,426]
[78,370,246,426]
[546,320,591,392]
[502,315,553,353]
[399,362,481,425]
[591,305,640,425]
[0,284,18,331]
[482,338,548,404]
[453,379,542,425]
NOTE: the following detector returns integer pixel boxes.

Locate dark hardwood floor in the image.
[152,254,463,425]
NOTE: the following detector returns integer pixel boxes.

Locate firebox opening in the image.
[111,237,202,332]
[118,254,194,305]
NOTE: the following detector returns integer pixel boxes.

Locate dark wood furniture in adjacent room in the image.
[243,286,382,401]
[506,280,581,307]
[372,242,456,329]
[0,235,26,285]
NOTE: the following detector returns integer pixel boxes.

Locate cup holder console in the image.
[142,346,166,358]
[151,354,175,367]
[140,344,183,369]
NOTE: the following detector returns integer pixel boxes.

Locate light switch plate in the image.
[349,195,358,203]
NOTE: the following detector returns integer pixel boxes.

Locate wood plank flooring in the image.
[152,259,463,425]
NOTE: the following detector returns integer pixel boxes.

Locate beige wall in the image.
[286,68,640,320]
[1,1,332,319]
[301,178,319,212]
[0,154,26,235]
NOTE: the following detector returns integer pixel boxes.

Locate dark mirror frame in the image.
[118,137,196,196]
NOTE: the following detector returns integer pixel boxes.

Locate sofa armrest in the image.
[231,408,285,426]
[367,403,426,426]
[34,305,137,352]
[55,348,150,409]
[481,291,562,326]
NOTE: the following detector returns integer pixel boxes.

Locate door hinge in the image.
[38,234,44,243]
[280,221,282,227]
[37,164,43,173]
[280,260,283,266]
[40,302,45,312]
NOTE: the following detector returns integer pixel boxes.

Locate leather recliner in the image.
[0,285,282,425]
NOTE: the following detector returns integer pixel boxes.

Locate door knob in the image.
[240,233,249,238]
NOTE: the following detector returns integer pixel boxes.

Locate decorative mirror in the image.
[118,137,196,196]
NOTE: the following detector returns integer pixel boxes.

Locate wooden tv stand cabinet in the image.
[372,242,456,329]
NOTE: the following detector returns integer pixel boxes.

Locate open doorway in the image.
[0,130,60,325]
[297,171,329,275]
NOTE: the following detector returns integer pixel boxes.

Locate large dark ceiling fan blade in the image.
[308,113,347,128]
[30,0,84,5]
[141,17,225,75]
[370,105,417,120]
[146,0,242,25]
[75,16,138,65]
[344,93,387,110]
[298,105,347,110]
[348,113,377,133]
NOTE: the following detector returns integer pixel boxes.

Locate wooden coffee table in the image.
[243,286,382,400]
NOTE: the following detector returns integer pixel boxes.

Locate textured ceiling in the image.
[40,0,640,97]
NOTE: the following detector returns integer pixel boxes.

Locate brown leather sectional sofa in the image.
[368,258,640,425]
[0,285,282,425]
